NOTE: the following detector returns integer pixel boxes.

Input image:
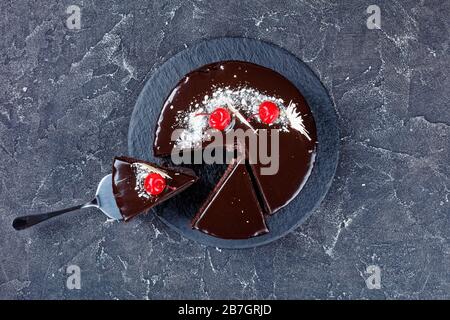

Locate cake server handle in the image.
[12,199,97,230]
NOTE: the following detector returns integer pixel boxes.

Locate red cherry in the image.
[258,101,280,124]
[208,107,231,131]
[144,173,167,196]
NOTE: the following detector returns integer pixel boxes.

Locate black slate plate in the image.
[128,37,339,249]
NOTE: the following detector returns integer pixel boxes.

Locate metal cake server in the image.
[12,174,122,230]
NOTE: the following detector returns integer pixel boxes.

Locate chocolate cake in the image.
[153,61,317,238]
[192,158,268,239]
[112,156,198,221]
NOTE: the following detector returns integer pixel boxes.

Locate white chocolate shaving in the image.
[227,103,258,133]
[131,163,172,179]
[284,101,311,141]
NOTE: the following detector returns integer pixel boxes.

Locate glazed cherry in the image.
[258,101,280,124]
[208,107,231,131]
[144,173,167,196]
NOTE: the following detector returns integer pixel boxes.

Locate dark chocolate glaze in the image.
[192,159,268,239]
[112,156,198,221]
[154,61,317,219]
[248,128,316,214]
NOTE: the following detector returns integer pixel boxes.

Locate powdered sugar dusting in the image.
[175,108,209,149]
[173,86,310,149]
[131,163,170,199]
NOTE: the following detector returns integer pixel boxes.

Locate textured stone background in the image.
[0,0,449,299]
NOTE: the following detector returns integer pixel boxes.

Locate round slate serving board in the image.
[128,37,339,249]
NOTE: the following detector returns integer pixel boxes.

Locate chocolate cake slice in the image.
[192,158,269,239]
[112,156,198,221]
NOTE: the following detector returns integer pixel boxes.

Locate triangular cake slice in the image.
[192,158,269,239]
[112,156,198,221]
